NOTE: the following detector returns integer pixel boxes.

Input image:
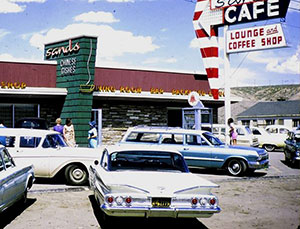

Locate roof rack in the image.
[132,125,183,130]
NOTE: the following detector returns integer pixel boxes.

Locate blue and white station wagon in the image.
[119,126,269,176]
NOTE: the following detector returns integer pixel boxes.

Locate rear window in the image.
[20,136,41,148]
[109,151,187,172]
[0,136,16,147]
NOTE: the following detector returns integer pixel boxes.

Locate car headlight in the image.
[296,151,300,157]
[257,153,263,160]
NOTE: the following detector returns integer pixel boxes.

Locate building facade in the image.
[237,100,300,129]
[0,36,231,146]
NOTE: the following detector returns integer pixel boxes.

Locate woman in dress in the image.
[63,118,76,147]
[227,118,238,145]
[88,121,98,148]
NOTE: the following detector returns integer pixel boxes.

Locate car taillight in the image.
[125,197,132,204]
[209,198,216,206]
[107,196,114,203]
[191,198,198,205]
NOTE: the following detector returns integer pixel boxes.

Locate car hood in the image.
[104,171,218,196]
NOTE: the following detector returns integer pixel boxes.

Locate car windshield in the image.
[202,132,225,146]
[109,151,188,172]
[42,134,67,148]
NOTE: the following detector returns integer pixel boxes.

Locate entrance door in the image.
[91,109,102,146]
[167,108,182,127]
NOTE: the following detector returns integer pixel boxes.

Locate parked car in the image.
[0,128,99,185]
[250,126,285,152]
[15,117,49,130]
[265,125,291,137]
[89,145,221,221]
[0,145,34,213]
[284,130,300,167]
[209,124,259,147]
[119,126,269,176]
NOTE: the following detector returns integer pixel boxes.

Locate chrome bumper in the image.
[248,159,269,169]
[101,205,221,218]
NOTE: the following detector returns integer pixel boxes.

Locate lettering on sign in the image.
[224,0,286,25]
[1,82,26,89]
[45,39,80,59]
[93,85,224,97]
[226,23,286,53]
[210,0,261,10]
[60,57,77,76]
[120,86,142,93]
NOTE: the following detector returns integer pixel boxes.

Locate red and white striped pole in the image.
[193,0,220,100]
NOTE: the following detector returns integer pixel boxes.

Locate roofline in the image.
[237,114,300,119]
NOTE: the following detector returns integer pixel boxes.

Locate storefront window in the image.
[0,104,39,128]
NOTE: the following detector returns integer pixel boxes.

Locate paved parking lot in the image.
[1,151,299,229]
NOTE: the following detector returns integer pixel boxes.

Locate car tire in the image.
[65,164,88,186]
[284,152,290,163]
[263,144,275,152]
[227,159,246,176]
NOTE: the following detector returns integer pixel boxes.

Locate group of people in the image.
[53,118,98,148]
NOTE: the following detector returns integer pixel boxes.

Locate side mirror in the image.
[94,160,99,165]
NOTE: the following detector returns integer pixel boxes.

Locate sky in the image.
[0,0,299,87]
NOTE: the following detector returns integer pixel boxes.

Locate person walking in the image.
[88,121,98,148]
[53,118,63,134]
[63,118,76,147]
[227,118,238,145]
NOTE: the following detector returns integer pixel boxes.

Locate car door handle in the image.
[183,148,189,150]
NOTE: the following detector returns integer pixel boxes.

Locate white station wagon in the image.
[0,128,99,185]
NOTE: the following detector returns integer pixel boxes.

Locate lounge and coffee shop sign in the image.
[226,23,287,53]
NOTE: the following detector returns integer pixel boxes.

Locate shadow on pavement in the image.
[189,167,267,178]
[89,195,209,229]
[280,160,300,169]
[0,198,36,228]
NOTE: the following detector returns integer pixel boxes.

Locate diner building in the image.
[0,36,234,146]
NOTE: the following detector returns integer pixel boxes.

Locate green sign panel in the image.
[44,36,98,147]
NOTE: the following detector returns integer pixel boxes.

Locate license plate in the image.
[152,198,171,208]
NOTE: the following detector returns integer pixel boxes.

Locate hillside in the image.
[218,84,300,123]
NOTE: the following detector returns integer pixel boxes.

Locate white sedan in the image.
[0,128,100,185]
[89,145,221,221]
[0,145,34,212]
[251,126,287,151]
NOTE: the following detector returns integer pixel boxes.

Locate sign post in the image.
[224,25,231,145]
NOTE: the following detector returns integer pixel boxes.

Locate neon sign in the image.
[45,39,80,59]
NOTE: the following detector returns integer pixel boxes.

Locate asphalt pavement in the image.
[30,150,300,193]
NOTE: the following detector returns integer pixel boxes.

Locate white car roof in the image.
[126,126,208,135]
[265,125,291,130]
[0,128,58,137]
[105,145,183,156]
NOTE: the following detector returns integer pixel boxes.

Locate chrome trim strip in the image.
[184,157,224,162]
